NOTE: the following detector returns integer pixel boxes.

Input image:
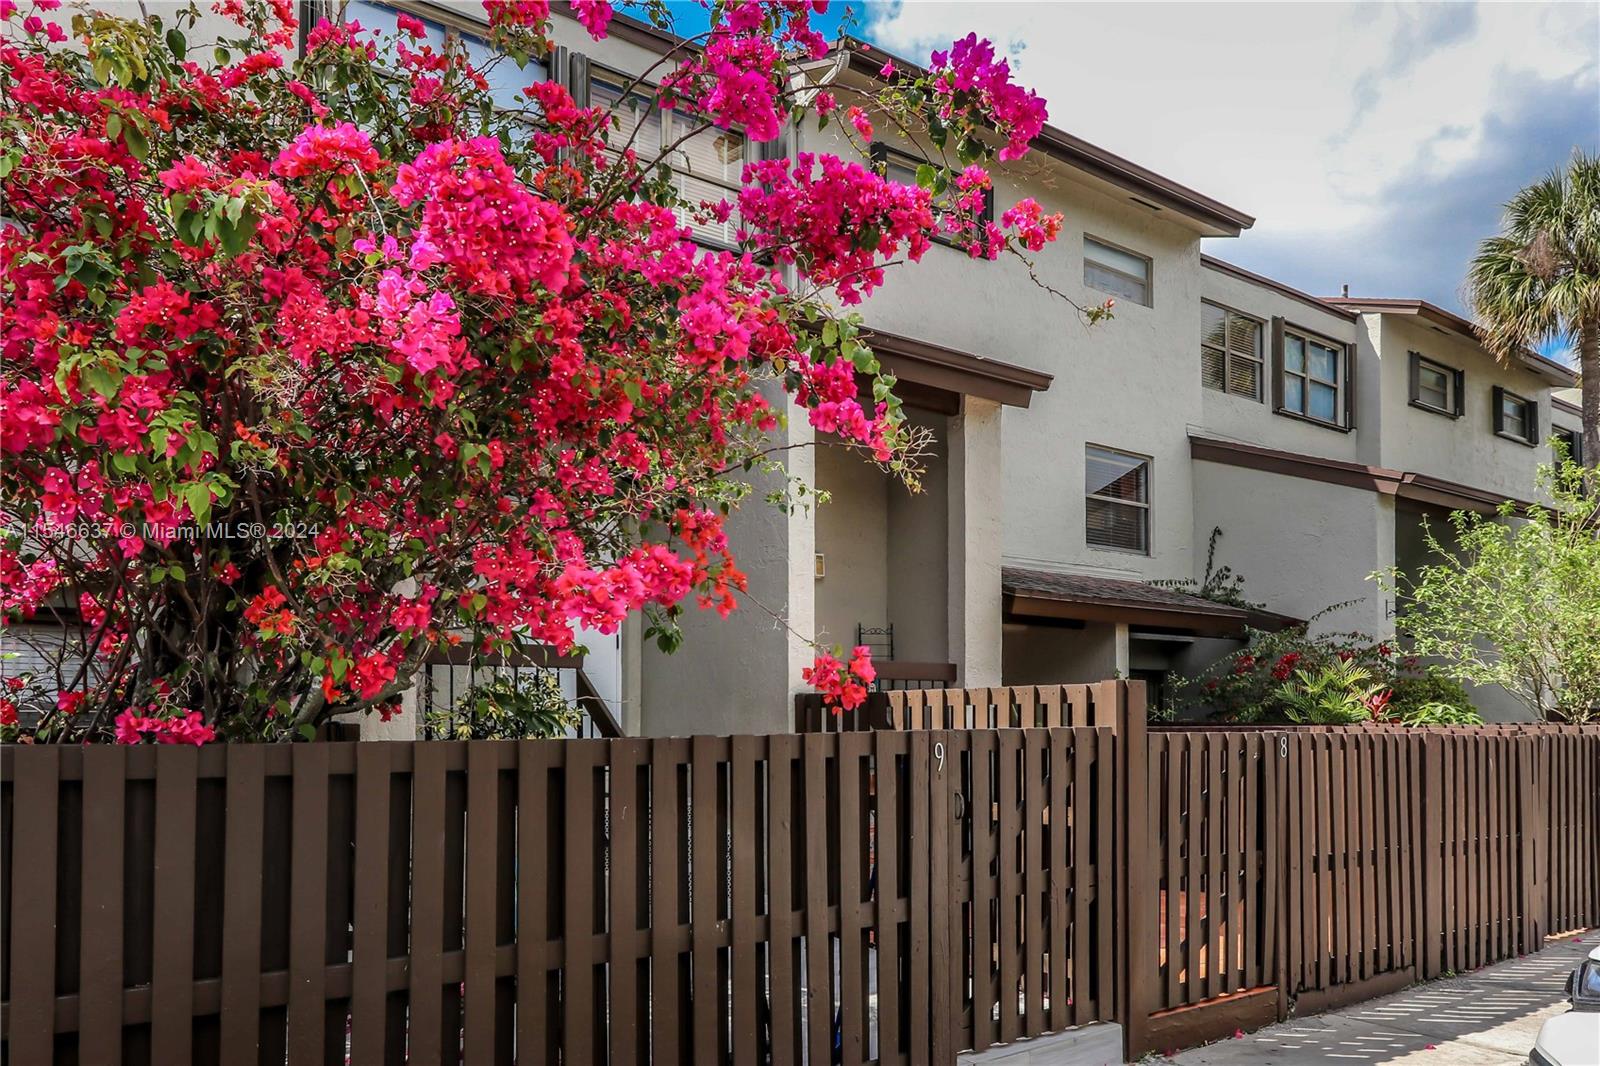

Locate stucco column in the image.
[947,398,1004,687]
[637,386,814,736]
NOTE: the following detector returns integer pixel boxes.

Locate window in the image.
[1086,446,1150,554]
[1201,302,1263,400]
[1276,324,1348,428]
[1554,424,1585,465]
[1407,351,1462,417]
[345,2,545,110]
[871,143,992,242]
[1492,386,1537,445]
[1084,237,1151,306]
[589,68,746,247]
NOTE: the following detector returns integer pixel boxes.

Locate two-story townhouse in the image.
[109,2,1577,734]
[503,12,1583,730]
[1184,268,1579,719]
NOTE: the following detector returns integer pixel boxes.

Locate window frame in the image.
[1084,444,1152,556]
[870,143,994,249]
[586,62,748,249]
[1492,385,1539,447]
[1407,351,1464,419]
[1553,424,1585,465]
[1272,319,1353,431]
[341,1,549,110]
[1200,300,1265,402]
[1083,235,1152,307]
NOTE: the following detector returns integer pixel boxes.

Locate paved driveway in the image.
[1164,933,1597,1065]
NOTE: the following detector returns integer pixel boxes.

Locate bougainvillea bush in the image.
[0,0,1073,740]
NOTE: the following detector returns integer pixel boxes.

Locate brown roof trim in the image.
[1005,593,1253,637]
[865,329,1052,408]
[1554,395,1583,418]
[551,1,686,54]
[1201,256,1358,322]
[1001,567,1268,638]
[838,45,1254,237]
[1189,434,1533,513]
[534,20,1255,235]
[1325,298,1577,386]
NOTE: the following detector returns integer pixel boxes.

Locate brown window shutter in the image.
[1452,368,1466,417]
[1526,400,1540,445]
[1407,351,1421,403]
[1344,342,1357,429]
[565,49,590,107]
[1270,316,1285,410]
[1492,385,1505,434]
[869,141,888,173]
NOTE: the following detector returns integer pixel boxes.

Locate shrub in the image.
[1386,672,1476,724]
[1386,460,1600,722]
[423,671,578,740]
[1279,660,1384,725]
[1168,613,1481,727]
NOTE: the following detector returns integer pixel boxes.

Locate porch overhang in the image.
[861,329,1053,412]
[1002,567,1297,639]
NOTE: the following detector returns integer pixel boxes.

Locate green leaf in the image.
[105,113,122,141]
[915,163,937,189]
[122,122,149,161]
[166,27,186,60]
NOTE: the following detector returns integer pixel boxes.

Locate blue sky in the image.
[655,1,1598,364]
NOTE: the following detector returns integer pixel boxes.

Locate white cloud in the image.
[864,1,1599,322]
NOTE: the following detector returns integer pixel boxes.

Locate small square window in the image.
[1493,386,1537,445]
[1084,237,1151,306]
[1408,352,1461,417]
[1086,446,1150,554]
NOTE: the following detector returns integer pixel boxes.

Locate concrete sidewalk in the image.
[1163,933,1597,1065]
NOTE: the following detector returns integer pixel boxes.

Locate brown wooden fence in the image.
[802,687,1600,1057]
[4,685,1599,1065]
[0,725,1120,1065]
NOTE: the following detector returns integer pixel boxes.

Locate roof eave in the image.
[1326,298,1578,387]
[836,44,1255,237]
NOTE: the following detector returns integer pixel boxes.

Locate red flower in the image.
[1233,655,1257,675]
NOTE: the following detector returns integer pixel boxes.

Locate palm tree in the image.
[1468,150,1599,468]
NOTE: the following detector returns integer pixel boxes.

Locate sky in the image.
[845,1,1599,363]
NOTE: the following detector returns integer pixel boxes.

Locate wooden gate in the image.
[924,728,1121,1060]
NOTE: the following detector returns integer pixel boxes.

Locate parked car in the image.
[1530,944,1600,1066]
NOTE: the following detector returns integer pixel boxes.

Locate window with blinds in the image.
[1084,237,1151,306]
[1201,302,1263,400]
[589,69,746,248]
[1085,446,1150,554]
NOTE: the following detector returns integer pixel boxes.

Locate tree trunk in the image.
[1581,316,1599,471]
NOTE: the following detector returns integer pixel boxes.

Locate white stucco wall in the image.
[886,408,950,663]
[815,439,889,650]
[1191,462,1391,637]
[1369,315,1561,502]
[1196,265,1364,461]
[1002,622,1127,685]
[795,114,1216,591]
